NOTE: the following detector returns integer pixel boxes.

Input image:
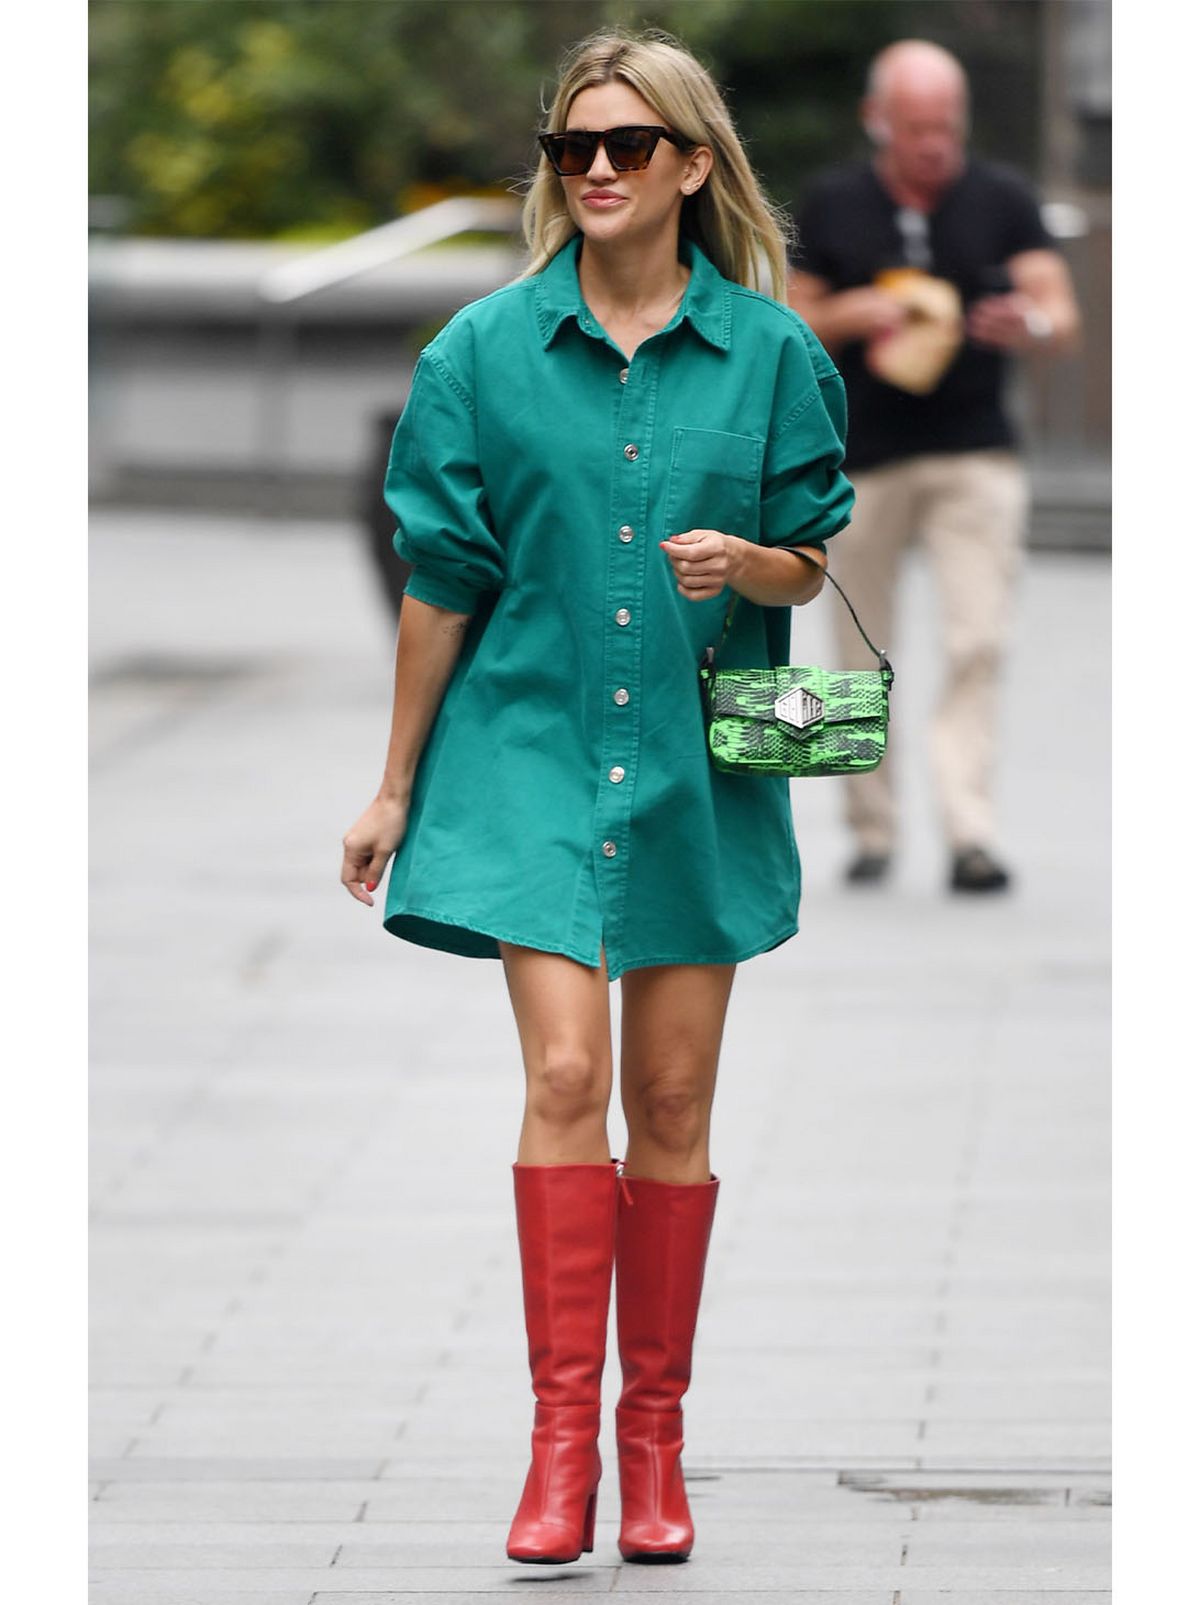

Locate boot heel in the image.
[581,1488,597,1552]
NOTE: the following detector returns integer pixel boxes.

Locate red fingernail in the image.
[365,881,377,892]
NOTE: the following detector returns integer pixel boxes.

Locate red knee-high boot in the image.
[506,1162,618,1564]
[615,1172,719,1563]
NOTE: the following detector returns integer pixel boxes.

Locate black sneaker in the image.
[950,846,1011,894]
[845,851,891,886]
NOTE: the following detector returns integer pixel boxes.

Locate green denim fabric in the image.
[382,236,854,978]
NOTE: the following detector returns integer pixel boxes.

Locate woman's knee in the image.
[625,1071,711,1155]
[525,1046,611,1130]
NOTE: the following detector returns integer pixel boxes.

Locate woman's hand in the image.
[665,531,827,608]
[341,793,410,907]
[660,530,746,601]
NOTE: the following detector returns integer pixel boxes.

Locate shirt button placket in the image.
[599,380,651,941]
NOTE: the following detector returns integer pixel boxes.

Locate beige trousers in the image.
[832,449,1029,855]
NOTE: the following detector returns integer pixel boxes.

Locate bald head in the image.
[867,41,969,106]
[862,40,970,199]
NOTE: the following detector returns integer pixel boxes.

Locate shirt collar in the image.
[534,234,733,353]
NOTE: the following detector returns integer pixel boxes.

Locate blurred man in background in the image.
[788,39,1080,894]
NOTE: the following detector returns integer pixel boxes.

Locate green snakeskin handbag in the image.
[699,551,894,778]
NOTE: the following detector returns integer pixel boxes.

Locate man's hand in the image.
[837,286,909,342]
[788,270,907,351]
[966,291,1051,352]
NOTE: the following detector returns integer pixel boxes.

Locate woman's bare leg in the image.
[499,946,616,1562]
[613,962,733,1561]
[619,964,736,1183]
[500,944,614,1165]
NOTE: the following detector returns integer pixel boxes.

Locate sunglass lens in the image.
[606,129,657,170]
[547,133,596,174]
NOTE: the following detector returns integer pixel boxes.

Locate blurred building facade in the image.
[89,0,1111,548]
[1024,0,1110,534]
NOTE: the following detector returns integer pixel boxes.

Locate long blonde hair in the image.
[520,28,792,300]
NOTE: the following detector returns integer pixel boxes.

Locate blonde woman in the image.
[341,28,854,1566]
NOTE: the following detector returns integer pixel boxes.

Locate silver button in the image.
[618,367,629,384]
[609,766,626,784]
[618,525,635,543]
[623,443,639,460]
[602,840,618,859]
[615,608,632,627]
[613,688,630,707]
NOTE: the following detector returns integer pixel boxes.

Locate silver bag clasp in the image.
[774,686,824,734]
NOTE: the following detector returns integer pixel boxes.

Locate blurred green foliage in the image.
[89,0,1043,238]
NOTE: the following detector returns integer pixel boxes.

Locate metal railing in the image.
[257,195,522,306]
[254,196,523,510]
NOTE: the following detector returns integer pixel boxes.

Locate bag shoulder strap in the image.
[704,547,894,680]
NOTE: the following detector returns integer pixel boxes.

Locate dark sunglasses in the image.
[537,124,693,176]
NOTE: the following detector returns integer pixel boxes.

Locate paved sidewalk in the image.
[90,510,1111,1603]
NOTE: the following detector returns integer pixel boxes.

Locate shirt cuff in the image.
[403,568,479,615]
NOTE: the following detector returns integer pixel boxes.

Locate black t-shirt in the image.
[791,158,1053,471]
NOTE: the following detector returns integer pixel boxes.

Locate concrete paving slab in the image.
[91,1482,386,1522]
[91,1430,141,1458]
[308,1597,894,1605]
[127,1431,411,1458]
[92,1569,623,1595]
[91,1540,341,1567]
[91,1456,388,1482]
[333,1525,904,1568]
[897,1596,1109,1604]
[902,1524,1109,1564]
[912,1507,1110,1524]
[840,1469,1108,1494]
[91,1592,316,1605]
[611,1567,1109,1592]
[918,1419,1110,1459]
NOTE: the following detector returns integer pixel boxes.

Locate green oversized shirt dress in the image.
[382,236,855,979]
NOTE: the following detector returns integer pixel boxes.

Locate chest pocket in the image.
[663,427,765,543]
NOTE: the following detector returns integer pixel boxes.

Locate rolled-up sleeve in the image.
[758,338,855,555]
[385,351,505,614]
